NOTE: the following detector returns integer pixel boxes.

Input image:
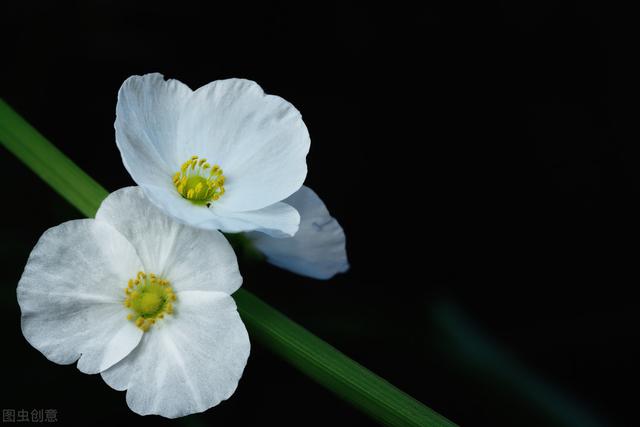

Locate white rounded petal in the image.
[140,184,237,231]
[210,201,301,237]
[17,219,145,374]
[101,291,250,418]
[247,186,349,280]
[96,187,242,294]
[176,79,310,212]
[116,73,193,188]
[140,183,300,236]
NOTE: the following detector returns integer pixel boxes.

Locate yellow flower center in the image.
[124,271,176,332]
[173,155,225,206]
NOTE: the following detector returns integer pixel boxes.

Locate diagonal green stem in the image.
[234,290,454,427]
[0,101,109,217]
[0,98,456,427]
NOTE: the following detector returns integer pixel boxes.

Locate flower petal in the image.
[210,201,301,237]
[247,186,349,279]
[140,184,222,228]
[176,79,310,212]
[17,219,144,374]
[116,73,192,188]
[96,187,242,294]
[101,291,250,418]
[140,183,300,236]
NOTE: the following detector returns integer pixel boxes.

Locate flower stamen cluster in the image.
[124,271,176,332]
[173,155,225,205]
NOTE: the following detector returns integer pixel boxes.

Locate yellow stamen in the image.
[123,271,177,332]
[172,155,226,206]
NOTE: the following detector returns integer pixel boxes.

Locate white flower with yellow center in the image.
[115,73,310,237]
[17,187,250,418]
[246,186,349,280]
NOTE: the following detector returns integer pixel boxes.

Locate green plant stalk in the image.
[0,98,456,427]
[0,102,109,216]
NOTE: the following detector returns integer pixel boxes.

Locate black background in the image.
[1,1,638,426]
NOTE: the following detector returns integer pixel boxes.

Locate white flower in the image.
[115,73,310,237]
[246,186,349,280]
[17,187,250,418]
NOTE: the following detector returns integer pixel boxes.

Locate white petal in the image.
[176,79,310,212]
[139,184,236,231]
[247,186,349,279]
[140,183,301,236]
[17,219,144,374]
[96,187,242,294]
[210,201,301,237]
[101,291,250,418]
[116,73,192,189]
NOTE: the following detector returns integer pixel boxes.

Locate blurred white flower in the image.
[115,73,310,237]
[247,186,349,280]
[18,187,250,418]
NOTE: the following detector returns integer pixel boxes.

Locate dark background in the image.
[1,1,638,426]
